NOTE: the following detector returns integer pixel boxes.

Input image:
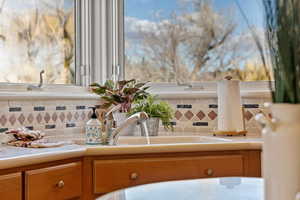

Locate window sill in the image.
[0,84,100,100]
[149,81,272,99]
[0,91,99,100]
[153,90,271,99]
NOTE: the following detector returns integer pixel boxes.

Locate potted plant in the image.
[128,95,174,136]
[90,79,150,135]
[243,0,300,199]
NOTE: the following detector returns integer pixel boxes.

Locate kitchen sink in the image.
[73,136,232,146]
[117,136,232,145]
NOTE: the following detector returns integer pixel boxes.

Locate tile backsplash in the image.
[158,97,271,136]
[0,99,101,140]
[0,94,271,139]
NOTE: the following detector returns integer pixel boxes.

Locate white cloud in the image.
[125,16,157,33]
[125,16,159,40]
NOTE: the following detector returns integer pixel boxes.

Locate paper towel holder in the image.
[213,130,247,137]
[224,75,233,80]
[213,106,247,137]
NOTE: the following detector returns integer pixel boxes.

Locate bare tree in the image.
[41,0,75,84]
[183,1,236,81]
[135,0,241,83]
[139,13,189,83]
[0,0,75,84]
[0,0,6,41]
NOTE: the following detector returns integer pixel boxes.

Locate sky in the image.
[125,0,264,32]
[3,0,74,11]
[124,0,265,72]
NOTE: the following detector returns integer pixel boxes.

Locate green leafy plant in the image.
[90,79,150,112]
[128,95,174,130]
[237,0,300,103]
[262,0,300,103]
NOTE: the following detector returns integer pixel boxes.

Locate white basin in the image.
[117,136,232,145]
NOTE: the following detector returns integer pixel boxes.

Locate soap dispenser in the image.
[86,107,102,145]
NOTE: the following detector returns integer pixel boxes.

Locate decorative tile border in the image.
[0,97,269,137]
[56,106,66,111]
[193,122,209,126]
[9,107,22,112]
[177,105,192,109]
[159,98,271,135]
[0,99,100,138]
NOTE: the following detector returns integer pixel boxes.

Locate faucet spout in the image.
[110,112,148,145]
[27,70,45,91]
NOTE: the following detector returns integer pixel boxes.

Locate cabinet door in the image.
[94,155,244,194]
[0,172,22,200]
[25,162,82,200]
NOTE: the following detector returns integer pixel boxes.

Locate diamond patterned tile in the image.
[27,113,34,124]
[18,114,25,125]
[44,113,51,123]
[196,111,205,120]
[52,112,58,122]
[67,112,72,121]
[36,113,43,124]
[174,111,183,120]
[59,113,65,122]
[9,115,16,125]
[244,110,254,121]
[74,112,79,120]
[88,111,92,119]
[0,115,7,126]
[184,111,194,120]
[208,111,217,120]
[81,112,86,121]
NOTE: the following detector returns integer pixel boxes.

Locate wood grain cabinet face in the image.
[25,162,82,200]
[93,155,244,194]
[0,172,22,200]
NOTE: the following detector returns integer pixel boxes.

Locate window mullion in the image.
[77,0,92,87]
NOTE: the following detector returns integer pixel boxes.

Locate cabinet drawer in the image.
[0,172,22,200]
[94,155,244,194]
[25,162,82,200]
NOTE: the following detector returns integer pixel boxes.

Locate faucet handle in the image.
[139,112,149,122]
[129,112,148,123]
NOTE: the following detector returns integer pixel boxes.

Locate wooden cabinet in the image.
[0,150,261,200]
[94,155,244,194]
[0,172,22,200]
[25,162,82,200]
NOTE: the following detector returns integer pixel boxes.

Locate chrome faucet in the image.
[104,106,149,145]
[27,70,45,91]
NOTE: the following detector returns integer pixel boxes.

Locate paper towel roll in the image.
[217,79,244,132]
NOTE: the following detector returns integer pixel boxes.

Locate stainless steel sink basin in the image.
[73,136,231,146]
[117,136,232,145]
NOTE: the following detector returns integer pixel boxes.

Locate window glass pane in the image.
[125,0,269,83]
[0,0,75,84]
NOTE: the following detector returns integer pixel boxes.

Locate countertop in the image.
[0,136,262,170]
[0,144,86,170]
[97,177,263,200]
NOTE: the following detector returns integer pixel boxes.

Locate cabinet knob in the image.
[206,168,214,176]
[130,172,139,180]
[56,180,65,188]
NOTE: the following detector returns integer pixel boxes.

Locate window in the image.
[0,0,76,84]
[124,0,269,83]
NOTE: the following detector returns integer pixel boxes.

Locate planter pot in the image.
[140,117,160,137]
[112,112,137,136]
[256,103,300,200]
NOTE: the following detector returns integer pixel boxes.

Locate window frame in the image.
[0,0,124,98]
[120,0,273,95]
[0,0,90,93]
[0,0,272,98]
